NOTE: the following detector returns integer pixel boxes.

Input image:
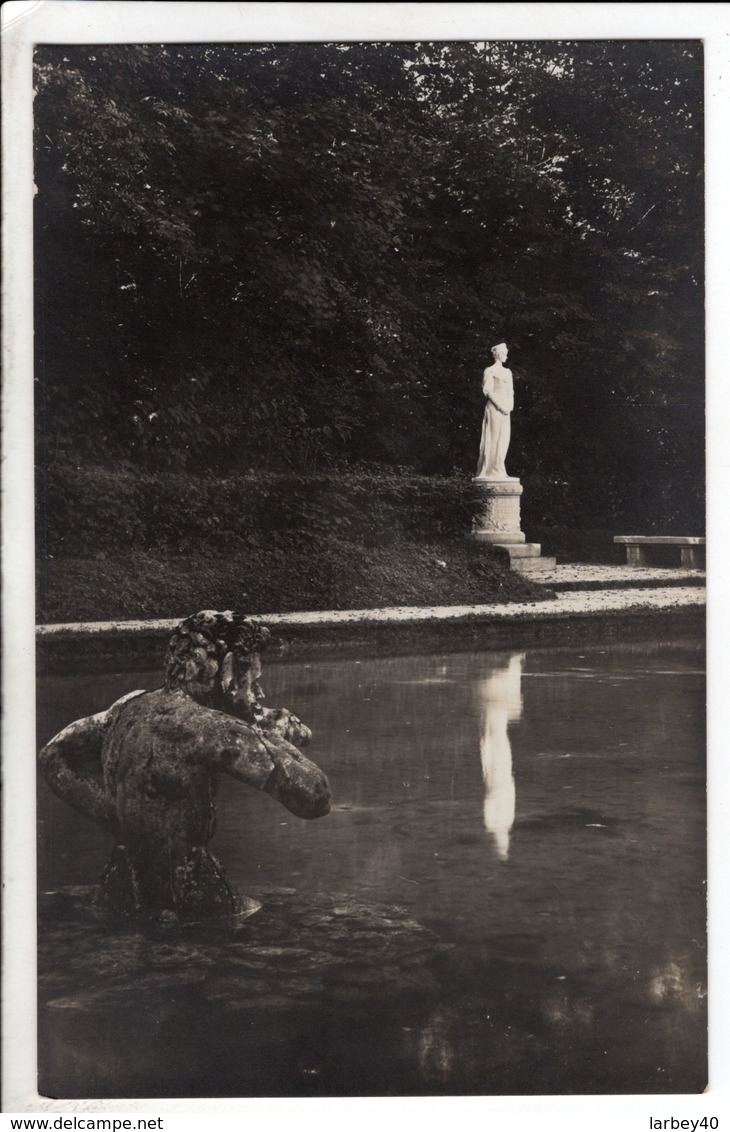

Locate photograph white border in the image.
[3,3,728,1126]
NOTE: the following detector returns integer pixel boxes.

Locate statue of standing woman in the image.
[475,342,515,480]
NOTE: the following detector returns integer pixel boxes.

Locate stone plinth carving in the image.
[472,478,525,544]
[39,610,331,922]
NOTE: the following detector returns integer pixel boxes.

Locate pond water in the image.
[37,637,706,1098]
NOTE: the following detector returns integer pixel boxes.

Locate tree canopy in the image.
[34,40,704,530]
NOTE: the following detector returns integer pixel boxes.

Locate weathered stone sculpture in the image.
[476,342,515,481]
[39,610,331,922]
[472,340,525,548]
[470,344,554,569]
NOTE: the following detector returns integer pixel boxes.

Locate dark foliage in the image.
[37,466,482,556]
[34,41,704,535]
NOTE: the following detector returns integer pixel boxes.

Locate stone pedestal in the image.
[471,478,556,572]
[472,478,525,544]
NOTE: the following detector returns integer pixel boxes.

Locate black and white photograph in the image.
[3,0,728,1118]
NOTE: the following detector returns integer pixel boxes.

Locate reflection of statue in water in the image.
[39,611,331,922]
[478,653,524,860]
[475,342,515,480]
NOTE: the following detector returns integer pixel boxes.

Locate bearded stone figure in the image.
[39,610,331,922]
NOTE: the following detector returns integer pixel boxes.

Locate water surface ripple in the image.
[37,637,706,1097]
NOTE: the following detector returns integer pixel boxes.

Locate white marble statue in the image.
[475,342,515,480]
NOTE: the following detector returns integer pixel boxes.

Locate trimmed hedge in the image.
[37,465,484,557]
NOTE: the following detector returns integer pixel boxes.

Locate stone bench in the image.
[614,536,705,569]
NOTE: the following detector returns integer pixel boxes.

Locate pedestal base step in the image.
[492,543,557,573]
[511,556,557,573]
[499,542,543,558]
[472,531,526,544]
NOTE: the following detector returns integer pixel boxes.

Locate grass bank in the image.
[37,534,547,623]
[36,467,550,623]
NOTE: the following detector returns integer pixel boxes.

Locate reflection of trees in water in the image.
[478,652,524,860]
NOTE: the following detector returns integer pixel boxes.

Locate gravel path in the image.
[528,563,705,589]
[37,584,705,637]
